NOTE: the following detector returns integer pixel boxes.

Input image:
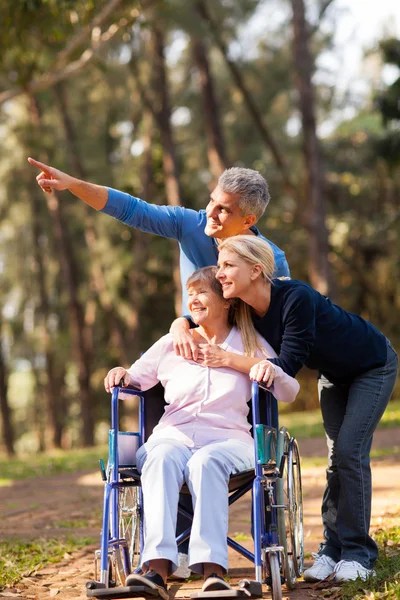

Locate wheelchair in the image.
[86,380,304,600]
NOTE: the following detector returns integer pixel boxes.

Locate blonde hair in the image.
[218,235,275,357]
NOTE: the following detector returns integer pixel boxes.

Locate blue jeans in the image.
[318,339,398,569]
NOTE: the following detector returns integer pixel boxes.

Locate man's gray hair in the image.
[218,167,270,221]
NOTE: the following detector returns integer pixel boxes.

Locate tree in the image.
[376,38,400,167]
[191,35,228,179]
[290,0,335,296]
[0,314,15,456]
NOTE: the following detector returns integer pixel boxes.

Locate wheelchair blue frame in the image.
[92,380,303,600]
[99,387,145,584]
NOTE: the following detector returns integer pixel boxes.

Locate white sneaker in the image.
[334,560,376,582]
[303,552,337,582]
[171,552,191,579]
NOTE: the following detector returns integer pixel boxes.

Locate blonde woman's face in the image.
[216,249,256,299]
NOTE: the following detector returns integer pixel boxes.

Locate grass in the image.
[232,532,251,541]
[53,519,90,529]
[0,445,107,484]
[330,525,400,600]
[301,446,400,470]
[281,400,400,441]
[0,537,95,589]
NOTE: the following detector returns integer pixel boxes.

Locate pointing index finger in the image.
[28,157,53,175]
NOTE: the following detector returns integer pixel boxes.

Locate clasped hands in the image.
[171,326,227,367]
[172,328,275,387]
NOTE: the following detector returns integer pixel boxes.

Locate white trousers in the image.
[136,437,254,574]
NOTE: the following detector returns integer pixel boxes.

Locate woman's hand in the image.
[104,367,130,393]
[170,317,199,361]
[249,360,276,387]
[196,343,227,368]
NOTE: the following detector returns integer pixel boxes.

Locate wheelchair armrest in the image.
[258,381,272,392]
[116,385,144,399]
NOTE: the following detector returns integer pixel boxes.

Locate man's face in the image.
[204,185,256,240]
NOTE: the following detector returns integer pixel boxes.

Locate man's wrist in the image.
[170,317,190,335]
[183,315,197,329]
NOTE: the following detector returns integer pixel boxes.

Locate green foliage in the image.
[380,38,400,66]
[0,537,95,589]
[0,446,107,483]
[376,38,400,164]
[0,1,99,85]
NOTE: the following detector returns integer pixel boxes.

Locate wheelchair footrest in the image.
[86,584,160,599]
[191,580,263,600]
[190,592,250,599]
[238,579,263,597]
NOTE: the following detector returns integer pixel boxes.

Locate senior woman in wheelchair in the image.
[104,266,299,600]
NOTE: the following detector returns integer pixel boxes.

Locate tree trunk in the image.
[191,36,228,180]
[129,25,187,315]
[151,28,184,209]
[45,189,95,445]
[151,25,184,316]
[27,95,65,448]
[31,363,46,453]
[0,317,15,456]
[196,0,296,196]
[290,0,334,296]
[53,82,130,365]
[30,189,64,448]
[126,109,153,357]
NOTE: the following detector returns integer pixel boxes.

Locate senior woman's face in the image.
[187,280,229,325]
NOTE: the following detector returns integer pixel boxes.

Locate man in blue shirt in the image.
[28,158,289,312]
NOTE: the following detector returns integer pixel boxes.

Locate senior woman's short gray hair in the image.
[218,167,270,221]
[186,266,223,297]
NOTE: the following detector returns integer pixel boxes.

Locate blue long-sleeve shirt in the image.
[101,188,290,313]
[253,279,388,384]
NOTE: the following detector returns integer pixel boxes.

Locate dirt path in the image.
[1,430,400,600]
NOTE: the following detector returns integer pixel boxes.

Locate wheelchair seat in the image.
[118,466,255,494]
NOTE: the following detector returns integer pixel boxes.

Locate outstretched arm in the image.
[28,157,108,210]
[28,157,192,240]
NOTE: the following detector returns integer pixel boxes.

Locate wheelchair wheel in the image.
[265,551,282,600]
[276,431,304,587]
[276,429,295,589]
[115,485,141,583]
[287,438,304,577]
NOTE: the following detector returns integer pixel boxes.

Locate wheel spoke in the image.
[111,483,141,585]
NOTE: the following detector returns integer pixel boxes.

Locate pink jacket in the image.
[127,327,299,448]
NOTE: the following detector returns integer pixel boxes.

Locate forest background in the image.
[0,0,399,455]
